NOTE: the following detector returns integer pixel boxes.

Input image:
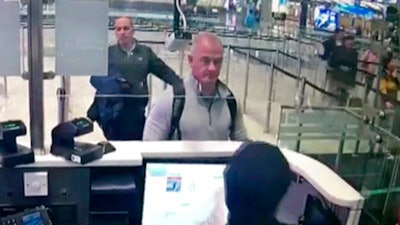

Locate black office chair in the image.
[301,195,341,225]
[90,171,138,225]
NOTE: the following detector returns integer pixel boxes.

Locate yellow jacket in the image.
[380,75,400,100]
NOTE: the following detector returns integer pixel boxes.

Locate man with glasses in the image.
[88,16,183,140]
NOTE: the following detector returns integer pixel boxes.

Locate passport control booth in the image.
[0,127,364,225]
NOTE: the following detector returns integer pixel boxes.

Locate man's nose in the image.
[208,62,217,71]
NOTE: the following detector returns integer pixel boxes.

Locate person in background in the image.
[360,45,379,101]
[380,59,400,110]
[143,32,248,141]
[320,27,344,61]
[355,25,362,37]
[380,48,394,75]
[87,16,183,141]
[327,35,358,106]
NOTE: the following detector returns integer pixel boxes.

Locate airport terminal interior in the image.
[1,0,400,224]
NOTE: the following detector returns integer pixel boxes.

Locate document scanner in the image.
[50,117,108,164]
[0,120,34,167]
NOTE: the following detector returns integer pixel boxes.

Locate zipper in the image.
[208,99,214,126]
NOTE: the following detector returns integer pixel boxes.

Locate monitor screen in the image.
[22,211,44,225]
[142,163,228,225]
[313,6,339,32]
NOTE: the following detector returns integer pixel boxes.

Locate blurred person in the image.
[87,16,183,141]
[327,35,358,106]
[319,27,344,61]
[360,45,379,101]
[380,60,400,110]
[380,48,394,75]
[143,32,248,141]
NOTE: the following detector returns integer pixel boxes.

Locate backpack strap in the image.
[168,81,237,140]
[218,81,237,132]
[168,89,186,140]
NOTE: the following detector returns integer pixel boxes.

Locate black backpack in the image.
[168,81,237,140]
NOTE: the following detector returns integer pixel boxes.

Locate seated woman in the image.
[380,60,400,110]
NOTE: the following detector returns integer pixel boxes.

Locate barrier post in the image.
[362,77,369,104]
[294,77,306,152]
[179,49,184,77]
[28,0,45,154]
[57,76,70,124]
[243,46,251,114]
[296,76,307,107]
[3,77,8,97]
[265,64,275,132]
[373,65,383,108]
[296,40,302,86]
[147,74,153,114]
[225,45,231,85]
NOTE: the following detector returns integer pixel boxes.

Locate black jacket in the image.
[86,41,183,140]
[320,37,337,60]
[108,40,182,107]
[328,46,358,87]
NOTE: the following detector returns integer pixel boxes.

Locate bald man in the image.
[143,32,248,141]
[88,17,183,140]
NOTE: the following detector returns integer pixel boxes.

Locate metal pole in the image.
[28,0,44,154]
[373,65,382,108]
[362,79,369,104]
[179,49,184,77]
[383,154,400,215]
[21,26,26,75]
[265,64,275,133]
[296,40,302,85]
[242,48,250,114]
[3,77,8,97]
[296,77,307,107]
[225,45,231,85]
[294,77,306,152]
[148,75,153,114]
[57,76,70,123]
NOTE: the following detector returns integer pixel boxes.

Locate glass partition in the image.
[7,1,400,224]
[278,105,400,224]
[11,0,393,148]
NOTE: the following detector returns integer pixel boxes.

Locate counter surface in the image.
[112,141,364,210]
[5,141,363,210]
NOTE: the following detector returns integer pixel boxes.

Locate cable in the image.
[175,0,187,31]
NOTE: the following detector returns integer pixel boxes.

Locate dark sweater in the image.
[328,46,358,87]
[108,41,181,106]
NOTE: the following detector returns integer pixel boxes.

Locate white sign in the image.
[0,0,21,76]
[55,0,108,76]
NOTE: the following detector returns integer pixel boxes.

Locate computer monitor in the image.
[141,162,228,225]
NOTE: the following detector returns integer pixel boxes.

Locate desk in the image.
[0,145,142,225]
[111,141,365,225]
[1,141,364,225]
[111,141,363,206]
